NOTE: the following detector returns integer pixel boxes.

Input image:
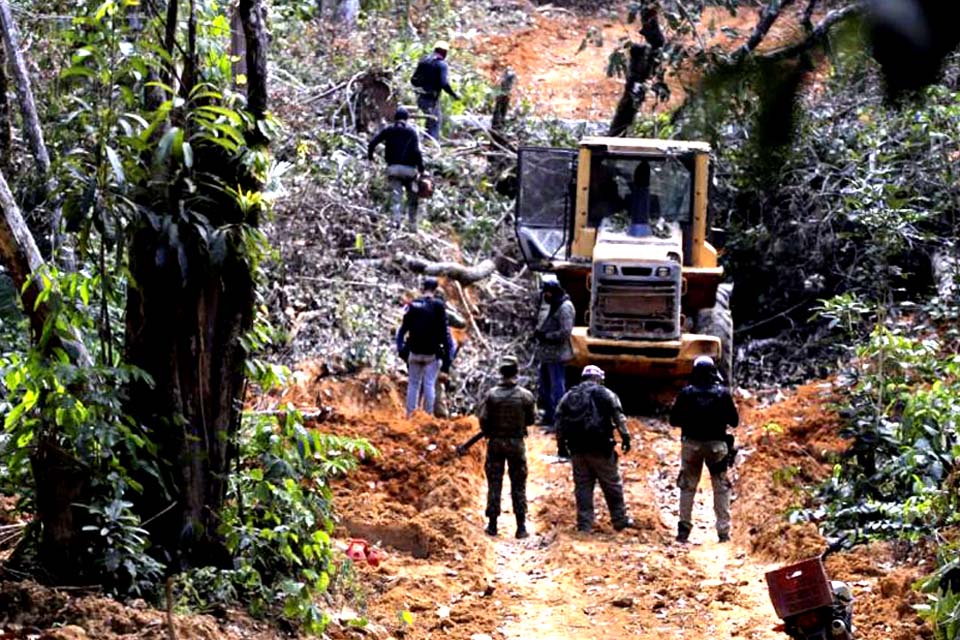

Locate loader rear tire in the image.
[696,283,734,386]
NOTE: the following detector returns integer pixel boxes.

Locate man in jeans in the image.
[367,107,425,230]
[396,277,450,416]
[534,278,575,430]
[669,355,740,543]
[410,40,460,142]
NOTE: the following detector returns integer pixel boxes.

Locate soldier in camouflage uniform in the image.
[475,355,536,538]
[556,365,635,533]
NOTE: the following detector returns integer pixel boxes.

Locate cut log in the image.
[392,251,496,285]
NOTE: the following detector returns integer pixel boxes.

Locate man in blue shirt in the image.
[411,41,460,142]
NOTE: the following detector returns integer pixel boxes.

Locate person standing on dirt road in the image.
[396,277,450,417]
[555,365,635,533]
[411,40,460,142]
[459,355,536,539]
[534,278,575,431]
[669,355,740,543]
[367,107,425,230]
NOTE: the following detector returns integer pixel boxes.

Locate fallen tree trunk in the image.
[392,251,497,285]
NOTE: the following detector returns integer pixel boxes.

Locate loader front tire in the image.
[696,283,734,386]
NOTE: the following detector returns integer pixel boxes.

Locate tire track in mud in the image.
[483,425,785,639]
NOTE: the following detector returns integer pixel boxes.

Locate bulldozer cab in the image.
[516,137,716,270]
[514,137,732,382]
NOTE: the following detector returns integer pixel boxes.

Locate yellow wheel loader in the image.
[516,137,734,383]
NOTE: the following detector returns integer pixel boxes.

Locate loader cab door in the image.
[515,147,578,270]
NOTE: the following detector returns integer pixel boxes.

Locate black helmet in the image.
[395,107,410,121]
[421,276,439,291]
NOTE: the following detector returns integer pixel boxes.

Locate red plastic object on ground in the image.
[346,538,384,567]
[365,546,384,568]
[765,557,834,618]
[346,539,369,563]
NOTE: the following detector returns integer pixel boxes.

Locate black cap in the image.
[422,276,439,291]
[395,107,410,121]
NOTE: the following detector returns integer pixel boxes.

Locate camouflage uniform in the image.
[478,375,536,534]
[556,380,632,532]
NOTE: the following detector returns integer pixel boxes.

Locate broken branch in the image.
[392,251,497,285]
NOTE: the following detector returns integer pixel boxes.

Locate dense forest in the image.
[0,0,958,638]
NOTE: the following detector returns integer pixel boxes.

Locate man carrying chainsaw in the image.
[669,355,740,543]
[555,365,635,533]
[367,107,426,230]
[456,355,535,539]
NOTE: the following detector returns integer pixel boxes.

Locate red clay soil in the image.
[275,366,934,639]
[469,3,825,120]
[0,369,933,639]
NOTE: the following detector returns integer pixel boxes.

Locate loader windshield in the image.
[587,153,693,231]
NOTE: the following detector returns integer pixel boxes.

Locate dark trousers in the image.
[485,438,527,521]
[417,94,442,141]
[538,361,566,425]
[571,451,628,530]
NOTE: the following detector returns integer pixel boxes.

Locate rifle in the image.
[455,431,484,456]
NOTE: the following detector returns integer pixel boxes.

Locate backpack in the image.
[410,57,430,88]
[401,297,445,356]
[559,385,609,454]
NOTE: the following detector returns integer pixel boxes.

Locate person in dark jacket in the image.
[469,355,536,538]
[669,355,740,543]
[367,107,425,230]
[555,365,635,533]
[396,277,449,416]
[534,278,575,430]
[411,40,460,142]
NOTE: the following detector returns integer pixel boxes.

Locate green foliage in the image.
[916,542,960,639]
[0,267,160,594]
[211,408,377,634]
[799,324,960,540]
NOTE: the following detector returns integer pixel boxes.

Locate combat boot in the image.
[484,518,497,536]
[515,515,529,539]
[676,521,692,543]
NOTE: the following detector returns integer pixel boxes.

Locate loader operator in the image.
[670,355,740,543]
[555,365,636,533]
[367,107,425,230]
[534,278,575,431]
[410,40,460,142]
[459,355,536,539]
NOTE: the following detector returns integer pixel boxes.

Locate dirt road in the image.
[318,375,931,639]
[490,425,783,639]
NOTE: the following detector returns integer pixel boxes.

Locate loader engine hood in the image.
[592,221,683,265]
[589,220,683,341]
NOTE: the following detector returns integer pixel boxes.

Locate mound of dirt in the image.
[0,580,285,640]
[733,381,848,560]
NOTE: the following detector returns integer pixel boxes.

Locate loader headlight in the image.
[603,264,618,275]
[655,266,671,277]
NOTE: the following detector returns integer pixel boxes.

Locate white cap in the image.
[694,355,715,368]
[581,364,605,380]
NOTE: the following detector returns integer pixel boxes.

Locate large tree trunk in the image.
[608,4,665,137]
[0,43,10,171]
[1,167,93,583]
[0,0,56,256]
[124,0,268,570]
[0,0,49,176]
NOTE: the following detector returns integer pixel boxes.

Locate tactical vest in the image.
[484,385,532,439]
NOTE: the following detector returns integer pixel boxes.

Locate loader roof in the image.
[580,137,711,154]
